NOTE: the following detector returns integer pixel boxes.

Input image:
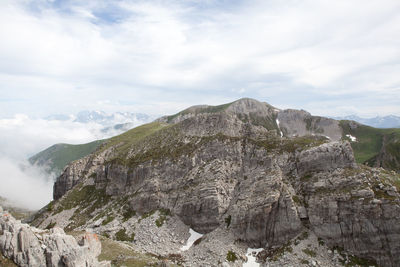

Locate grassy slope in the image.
[166,102,233,123]
[29,140,105,175]
[340,120,400,170]
[99,122,168,156]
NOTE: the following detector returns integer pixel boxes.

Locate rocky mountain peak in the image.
[26,98,400,267]
[225,98,277,114]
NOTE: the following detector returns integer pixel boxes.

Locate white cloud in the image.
[0,0,399,118]
[0,157,54,210]
[0,113,151,210]
[0,115,101,159]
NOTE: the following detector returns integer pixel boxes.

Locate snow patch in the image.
[244,248,263,267]
[180,228,203,251]
[346,134,357,142]
[276,119,283,137]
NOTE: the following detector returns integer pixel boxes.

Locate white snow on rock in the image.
[180,228,203,251]
[276,119,283,137]
[243,248,263,267]
[346,134,357,142]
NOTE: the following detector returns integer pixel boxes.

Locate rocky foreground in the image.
[6,98,400,267]
[0,206,110,267]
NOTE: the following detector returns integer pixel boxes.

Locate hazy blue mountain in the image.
[333,115,400,128]
[45,110,155,127]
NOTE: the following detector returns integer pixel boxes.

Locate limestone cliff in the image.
[30,98,400,267]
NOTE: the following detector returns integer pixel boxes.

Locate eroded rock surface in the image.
[0,207,110,267]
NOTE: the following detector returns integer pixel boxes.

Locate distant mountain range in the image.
[332,115,400,128]
[45,110,155,127]
[29,110,156,176]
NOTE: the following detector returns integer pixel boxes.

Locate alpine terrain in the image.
[2,98,400,267]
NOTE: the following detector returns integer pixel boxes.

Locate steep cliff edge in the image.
[30,98,400,266]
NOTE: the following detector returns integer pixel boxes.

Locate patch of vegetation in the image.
[292,195,302,204]
[340,120,400,172]
[154,208,170,227]
[141,210,156,220]
[300,174,312,182]
[29,140,104,176]
[345,255,378,267]
[300,258,309,264]
[252,134,328,154]
[155,216,166,227]
[225,215,231,228]
[226,250,238,262]
[260,241,293,261]
[45,221,56,229]
[115,228,135,242]
[47,201,54,212]
[122,207,137,222]
[373,188,396,200]
[298,231,309,241]
[61,184,112,231]
[100,122,168,156]
[333,246,378,267]
[318,237,325,246]
[302,248,316,257]
[98,235,170,267]
[102,214,115,225]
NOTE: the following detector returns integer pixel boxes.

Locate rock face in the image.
[277,109,342,141]
[0,207,110,267]
[36,98,400,267]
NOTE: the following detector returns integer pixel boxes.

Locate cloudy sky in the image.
[0,0,400,119]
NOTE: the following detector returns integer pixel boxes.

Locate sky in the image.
[0,0,399,119]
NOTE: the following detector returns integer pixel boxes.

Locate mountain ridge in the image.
[333,114,400,128]
[27,98,400,267]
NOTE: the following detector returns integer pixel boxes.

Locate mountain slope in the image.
[31,98,400,267]
[29,140,105,176]
[340,120,400,172]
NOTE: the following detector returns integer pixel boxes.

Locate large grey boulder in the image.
[0,209,110,267]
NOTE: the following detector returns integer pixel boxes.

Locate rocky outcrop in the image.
[0,206,110,267]
[53,157,91,200]
[295,141,357,176]
[277,109,342,141]
[302,168,400,267]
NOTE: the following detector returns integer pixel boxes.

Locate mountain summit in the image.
[26,98,400,266]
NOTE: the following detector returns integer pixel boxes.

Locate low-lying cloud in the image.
[0,157,54,210]
[0,114,148,210]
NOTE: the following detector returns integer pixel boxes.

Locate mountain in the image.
[30,111,155,176]
[29,140,105,176]
[333,115,400,128]
[45,110,155,127]
[27,98,400,267]
[340,120,400,172]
